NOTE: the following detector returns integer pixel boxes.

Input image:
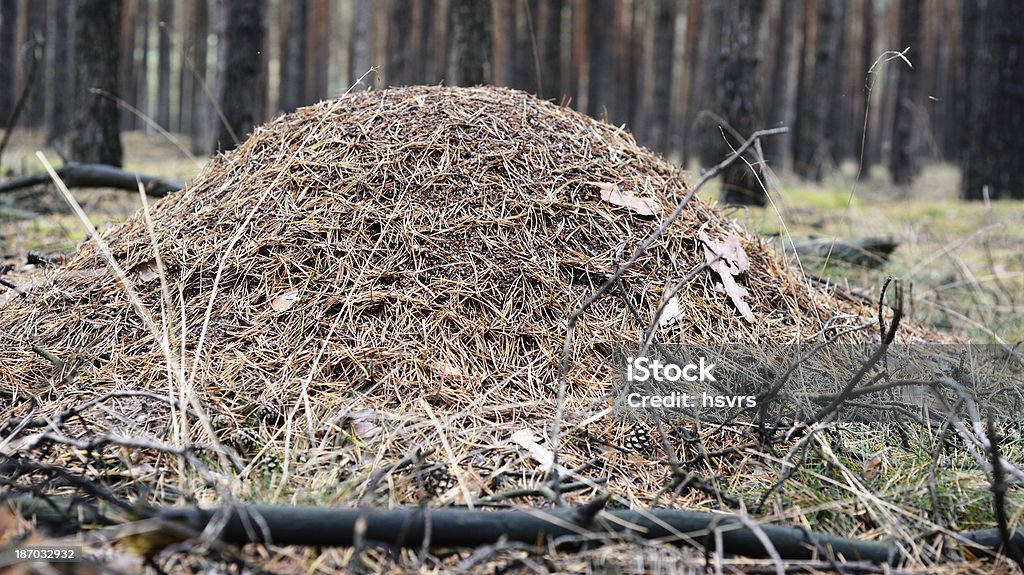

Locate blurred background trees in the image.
[0,0,1020,201]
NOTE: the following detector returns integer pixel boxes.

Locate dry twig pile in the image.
[1,86,930,507]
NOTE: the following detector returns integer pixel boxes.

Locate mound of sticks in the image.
[0,86,937,509]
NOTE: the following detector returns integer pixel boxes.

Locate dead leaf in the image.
[510,429,554,471]
[864,455,882,479]
[592,182,662,217]
[131,260,160,282]
[658,295,684,327]
[698,230,756,324]
[270,289,299,311]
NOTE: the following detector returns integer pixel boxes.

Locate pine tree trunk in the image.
[119,0,137,131]
[135,0,150,132]
[349,0,372,90]
[647,0,674,155]
[388,0,413,86]
[71,0,123,167]
[156,0,174,129]
[539,0,563,99]
[0,0,16,123]
[678,0,703,161]
[859,0,877,166]
[717,0,767,205]
[22,0,46,127]
[447,0,491,86]
[45,0,73,143]
[764,0,795,170]
[417,0,437,83]
[213,0,266,152]
[586,0,616,120]
[696,0,725,169]
[962,0,1024,199]
[279,0,307,111]
[305,0,329,101]
[889,0,922,186]
[189,0,209,153]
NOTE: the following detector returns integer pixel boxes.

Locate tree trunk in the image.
[156,0,173,129]
[44,0,74,143]
[349,0,372,90]
[678,0,703,162]
[305,0,329,101]
[646,0,674,155]
[716,0,767,205]
[962,0,1024,199]
[447,0,491,86]
[22,0,46,127]
[278,0,307,111]
[764,0,795,170]
[539,0,564,99]
[0,0,16,124]
[826,0,848,164]
[493,0,515,86]
[793,0,842,182]
[212,0,266,152]
[134,0,150,132]
[859,0,877,166]
[71,0,123,167]
[391,0,416,86]
[695,0,725,169]
[417,0,437,83]
[514,0,539,94]
[119,0,137,131]
[586,0,616,120]
[889,0,922,186]
[189,0,209,153]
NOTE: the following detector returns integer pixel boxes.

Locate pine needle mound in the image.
[0,86,925,505]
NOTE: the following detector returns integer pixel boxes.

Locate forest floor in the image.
[1,129,1023,573]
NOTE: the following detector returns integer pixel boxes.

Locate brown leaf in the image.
[699,230,756,324]
[270,289,299,311]
[131,260,160,282]
[592,182,662,216]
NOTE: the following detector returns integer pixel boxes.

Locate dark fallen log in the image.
[791,237,899,268]
[7,496,1021,565]
[0,163,183,198]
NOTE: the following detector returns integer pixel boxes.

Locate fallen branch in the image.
[8,495,1024,565]
[0,163,182,197]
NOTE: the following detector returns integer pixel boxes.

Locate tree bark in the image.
[387,0,413,86]
[134,0,150,132]
[539,0,564,99]
[278,0,307,111]
[695,0,725,169]
[71,0,123,167]
[349,0,372,90]
[212,0,266,153]
[889,0,922,186]
[764,0,796,170]
[962,0,1024,199]
[859,0,877,166]
[585,0,616,120]
[0,0,16,124]
[716,0,767,205]
[646,0,674,155]
[119,0,137,131]
[678,0,703,161]
[44,0,74,143]
[447,0,492,86]
[305,0,329,102]
[22,0,46,127]
[189,0,209,153]
[793,0,842,182]
[156,0,174,129]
